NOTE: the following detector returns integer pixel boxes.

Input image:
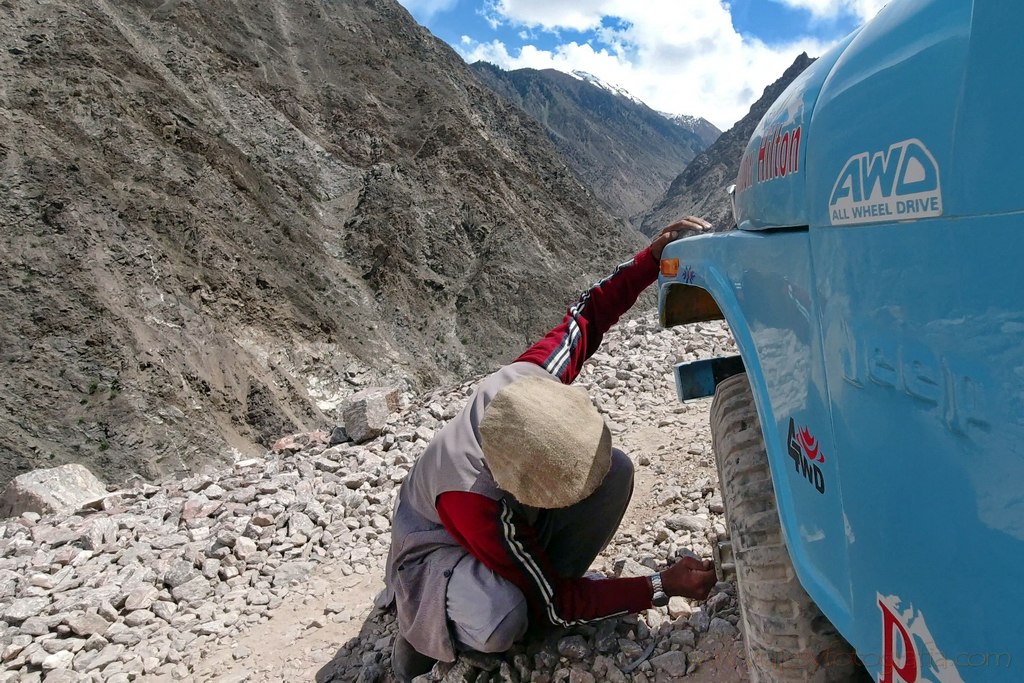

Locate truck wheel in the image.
[710,373,865,682]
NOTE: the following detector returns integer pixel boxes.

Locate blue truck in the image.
[657,1,1023,680]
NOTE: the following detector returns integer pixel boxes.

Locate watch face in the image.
[653,592,669,607]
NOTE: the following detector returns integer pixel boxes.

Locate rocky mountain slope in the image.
[0,316,748,682]
[0,0,645,486]
[641,54,815,235]
[471,63,719,222]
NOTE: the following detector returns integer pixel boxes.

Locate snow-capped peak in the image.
[659,112,702,128]
[570,70,644,105]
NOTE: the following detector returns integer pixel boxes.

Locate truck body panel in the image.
[661,0,1024,677]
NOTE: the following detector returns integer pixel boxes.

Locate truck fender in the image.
[657,274,851,636]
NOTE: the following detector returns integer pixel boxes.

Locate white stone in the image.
[42,649,74,671]
[3,597,50,623]
[0,465,107,518]
[668,596,692,620]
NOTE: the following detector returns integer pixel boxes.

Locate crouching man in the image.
[379,217,718,680]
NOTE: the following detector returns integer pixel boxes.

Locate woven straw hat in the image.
[479,376,611,509]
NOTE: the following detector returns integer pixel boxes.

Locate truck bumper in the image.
[674,355,745,401]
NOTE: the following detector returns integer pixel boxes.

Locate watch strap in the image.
[650,572,669,607]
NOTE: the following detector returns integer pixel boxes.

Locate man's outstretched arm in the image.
[436,491,717,627]
[437,491,652,625]
[516,217,711,384]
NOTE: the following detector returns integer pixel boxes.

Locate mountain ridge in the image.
[0,0,643,486]
[470,61,720,222]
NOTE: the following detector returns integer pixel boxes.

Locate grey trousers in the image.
[446,449,635,653]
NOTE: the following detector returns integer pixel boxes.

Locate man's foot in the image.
[391,633,436,682]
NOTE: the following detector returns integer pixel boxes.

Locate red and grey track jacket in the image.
[383,246,660,662]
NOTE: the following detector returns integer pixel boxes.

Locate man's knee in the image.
[606,448,634,497]
[461,594,528,653]
[447,558,529,654]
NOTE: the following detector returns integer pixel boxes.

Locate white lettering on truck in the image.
[829,139,942,226]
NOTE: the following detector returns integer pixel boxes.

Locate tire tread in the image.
[710,374,866,682]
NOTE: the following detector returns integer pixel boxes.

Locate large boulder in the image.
[0,464,107,518]
[343,387,400,444]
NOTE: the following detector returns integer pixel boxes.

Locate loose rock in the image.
[0,465,107,518]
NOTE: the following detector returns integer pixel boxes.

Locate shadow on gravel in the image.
[316,607,399,683]
[314,607,716,683]
[310,576,748,682]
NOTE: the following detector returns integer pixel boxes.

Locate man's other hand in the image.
[661,556,717,601]
[650,216,712,260]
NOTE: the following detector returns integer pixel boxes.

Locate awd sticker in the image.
[877,594,965,683]
[786,419,825,494]
[829,139,942,225]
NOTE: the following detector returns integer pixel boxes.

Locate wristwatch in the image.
[650,572,669,607]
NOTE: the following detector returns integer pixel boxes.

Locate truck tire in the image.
[710,373,865,682]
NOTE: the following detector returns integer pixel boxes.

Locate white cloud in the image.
[400,0,459,22]
[771,0,886,22]
[462,0,838,129]
[483,0,608,32]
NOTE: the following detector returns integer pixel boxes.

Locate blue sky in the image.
[397,0,880,129]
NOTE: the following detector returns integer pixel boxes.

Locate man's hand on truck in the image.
[649,215,713,260]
